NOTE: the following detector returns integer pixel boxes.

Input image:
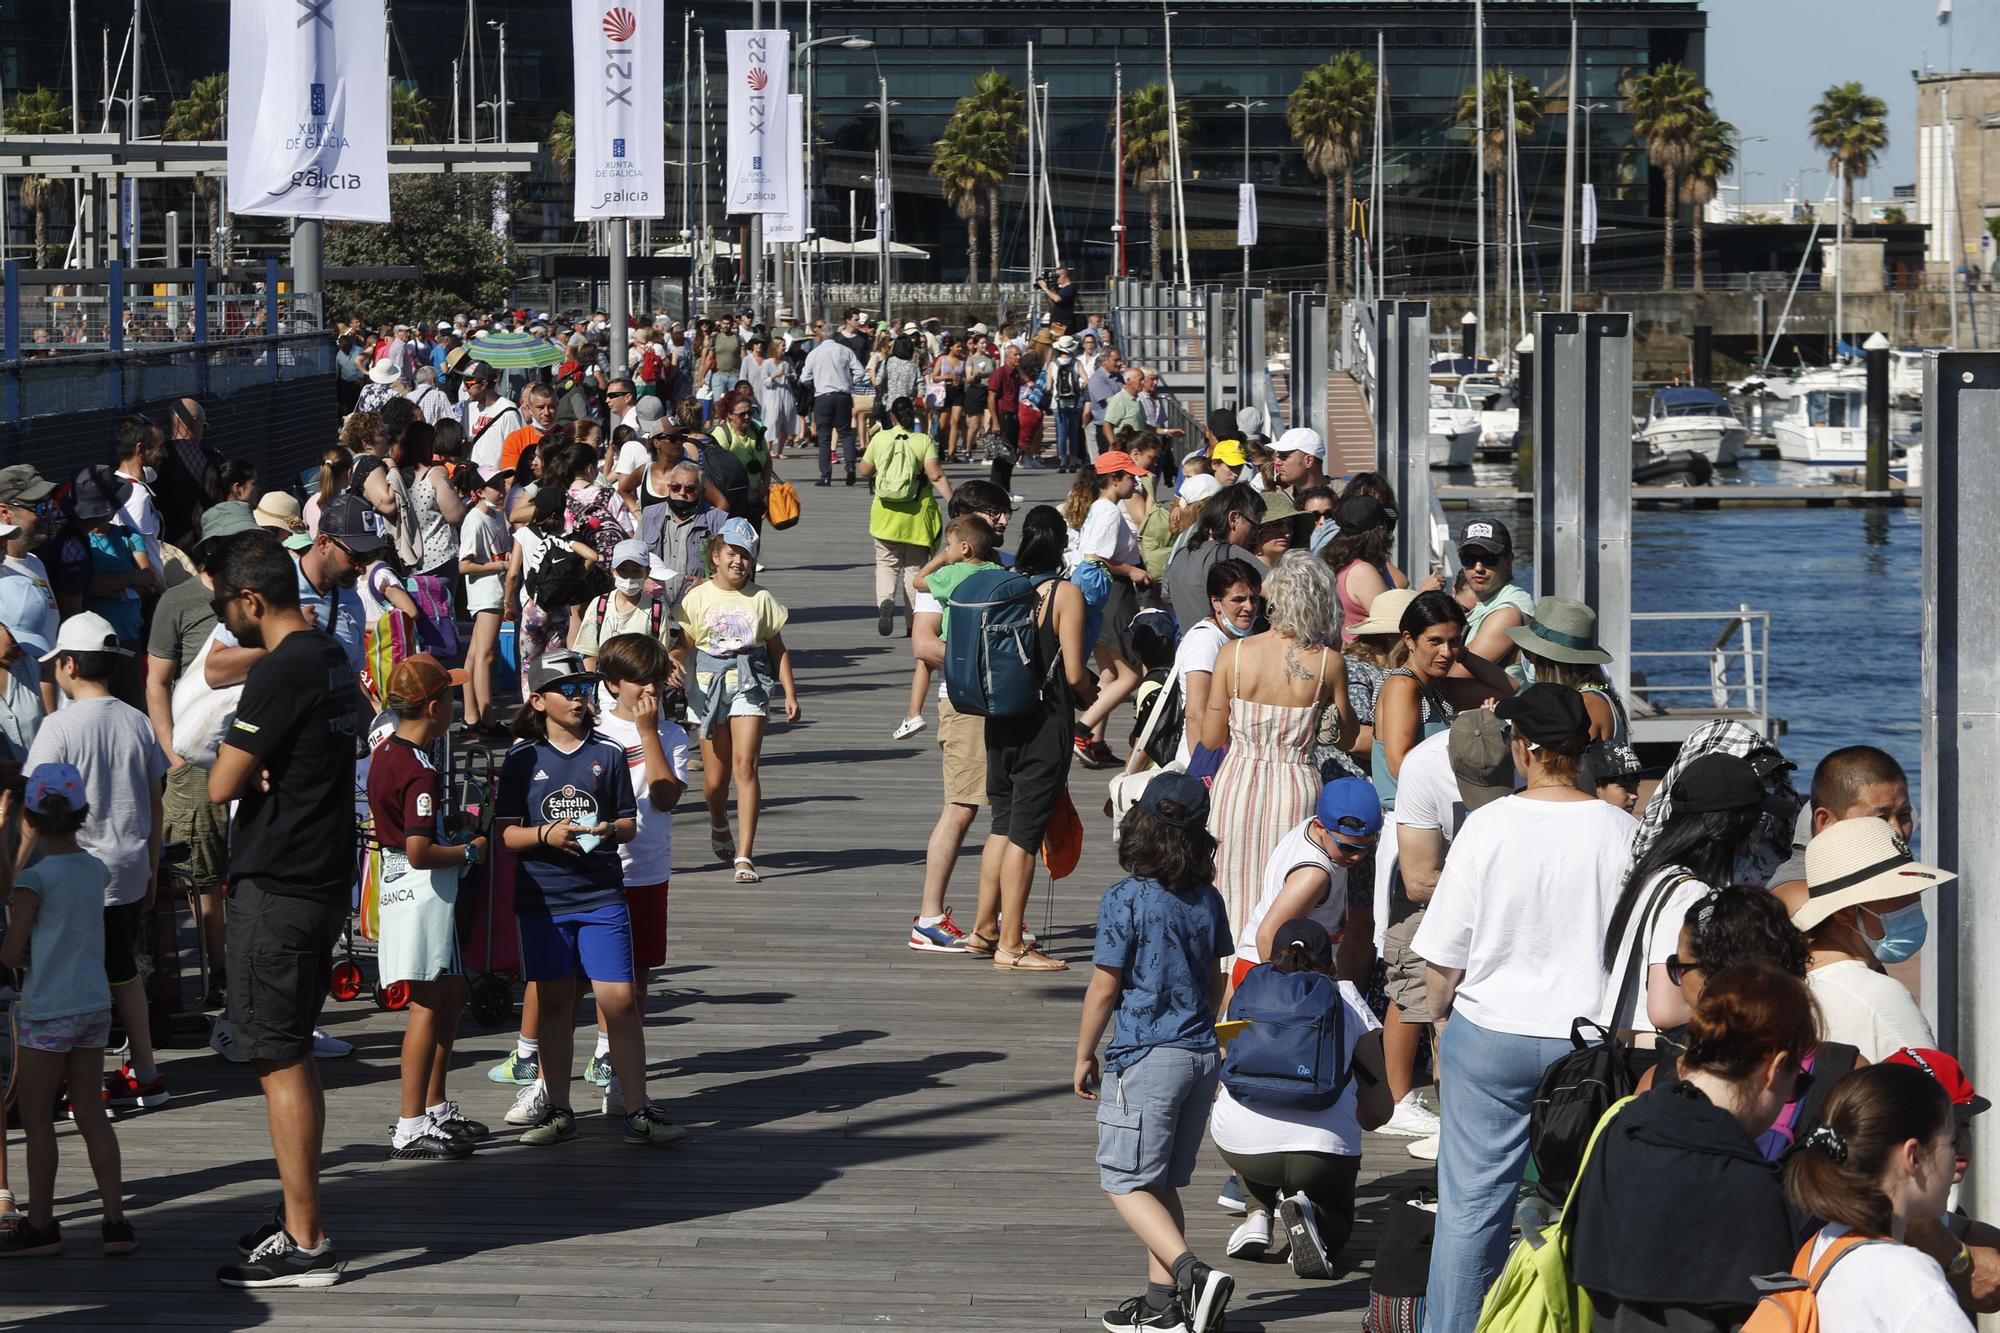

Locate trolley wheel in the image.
[378,981,411,1011]
[329,959,365,1003]
[469,974,513,1028]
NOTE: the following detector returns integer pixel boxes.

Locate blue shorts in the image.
[518,902,636,984]
[1070,560,1111,653]
[1095,1044,1221,1194]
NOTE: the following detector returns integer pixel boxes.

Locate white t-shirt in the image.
[1806,1226,1973,1333]
[1171,621,1227,766]
[1079,496,1141,567]
[914,589,949,702]
[356,561,405,628]
[466,399,522,471]
[115,473,165,587]
[1600,868,1716,1034]
[1411,794,1639,1038]
[1808,958,1938,1063]
[458,505,511,613]
[594,709,691,883]
[1372,729,1464,946]
[1234,818,1345,967]
[1210,979,1381,1157]
[613,439,653,479]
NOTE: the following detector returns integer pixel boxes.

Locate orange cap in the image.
[386,653,468,711]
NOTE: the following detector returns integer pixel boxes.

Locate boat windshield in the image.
[1804,390,1864,427]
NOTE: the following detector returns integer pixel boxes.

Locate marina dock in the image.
[1438,483,1920,509]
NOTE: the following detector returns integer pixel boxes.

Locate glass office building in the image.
[2,1,1704,289]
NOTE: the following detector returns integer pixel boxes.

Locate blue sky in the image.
[1707,0,1991,204]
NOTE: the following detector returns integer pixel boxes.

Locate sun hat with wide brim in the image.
[1506,595,1612,665]
[1789,816,1956,932]
[1350,587,1419,637]
[367,357,404,385]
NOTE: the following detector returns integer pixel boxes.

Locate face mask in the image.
[615,575,646,597]
[1860,902,1928,965]
[142,466,157,485]
[666,496,699,518]
[1220,615,1255,638]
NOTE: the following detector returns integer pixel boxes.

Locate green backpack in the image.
[872,428,925,502]
[1473,1096,1634,1333]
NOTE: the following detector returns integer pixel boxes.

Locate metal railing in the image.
[1628,607,1771,727]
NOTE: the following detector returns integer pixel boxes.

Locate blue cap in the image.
[719,517,760,559]
[1315,777,1384,843]
[0,577,52,659]
[1136,771,1210,828]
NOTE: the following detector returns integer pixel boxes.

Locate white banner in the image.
[1581,182,1599,247]
[765,95,807,244]
[726,30,793,216]
[571,1,666,220]
[226,0,389,222]
[1237,182,1259,248]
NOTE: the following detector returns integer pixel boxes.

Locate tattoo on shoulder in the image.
[1284,644,1315,683]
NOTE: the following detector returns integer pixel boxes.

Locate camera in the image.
[1040,269,1060,287]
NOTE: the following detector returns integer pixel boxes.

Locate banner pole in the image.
[610,218,630,370]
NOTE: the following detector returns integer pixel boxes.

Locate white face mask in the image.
[615,575,646,598]
[141,466,157,485]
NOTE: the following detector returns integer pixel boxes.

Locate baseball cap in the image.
[1670,752,1766,814]
[41,610,134,662]
[459,359,498,383]
[197,500,261,549]
[1136,771,1210,828]
[1177,474,1222,504]
[612,537,650,571]
[720,517,760,558]
[24,762,86,816]
[1583,740,1646,789]
[1459,518,1513,555]
[1095,450,1139,477]
[1314,776,1383,845]
[70,464,132,521]
[1449,710,1516,809]
[634,396,668,436]
[386,652,467,712]
[528,649,596,693]
[319,493,389,553]
[1885,1048,1991,1119]
[1269,916,1332,959]
[0,577,52,658]
[1209,439,1247,468]
[1274,426,1326,460]
[0,465,55,505]
[1335,495,1389,533]
[1494,683,1592,753]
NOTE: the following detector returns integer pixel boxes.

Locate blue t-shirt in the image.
[1092,874,1233,1074]
[496,731,638,915]
[17,850,113,1021]
[85,527,146,640]
[213,551,365,675]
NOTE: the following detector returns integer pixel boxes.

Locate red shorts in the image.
[626,881,669,971]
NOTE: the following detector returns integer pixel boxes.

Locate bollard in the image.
[1531,312,1633,702]
[1920,351,2000,1230]
[1459,310,1477,364]
[1237,288,1267,428]
[1375,299,1431,580]
[1863,331,1890,494]
[1691,324,1711,389]
[1513,334,1535,497]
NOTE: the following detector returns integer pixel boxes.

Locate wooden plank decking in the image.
[4,461,1433,1330]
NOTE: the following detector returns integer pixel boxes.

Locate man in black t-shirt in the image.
[1038,266,1078,333]
[206,531,358,1290]
[834,307,872,361]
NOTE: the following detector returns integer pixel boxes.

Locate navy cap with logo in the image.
[1459,518,1513,555]
[1136,771,1211,828]
[318,493,388,553]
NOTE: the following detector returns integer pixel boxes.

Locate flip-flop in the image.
[960,931,998,957]
[993,945,1068,972]
[733,857,761,883]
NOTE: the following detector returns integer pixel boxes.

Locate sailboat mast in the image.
[1835,158,1845,359]
[1115,62,1125,277]
[1372,33,1385,297]
[1473,0,1486,361]
[1560,14,1577,308]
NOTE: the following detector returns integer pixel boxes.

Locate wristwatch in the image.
[461,842,479,868]
[1948,1242,1973,1279]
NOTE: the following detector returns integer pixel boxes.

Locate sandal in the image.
[960,931,999,958]
[709,823,734,863]
[0,1191,16,1237]
[993,944,1068,972]
[733,857,761,884]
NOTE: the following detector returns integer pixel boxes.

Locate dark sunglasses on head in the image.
[1459,546,1508,568]
[209,590,241,621]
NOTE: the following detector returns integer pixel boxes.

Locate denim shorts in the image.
[518,901,636,984]
[1095,1044,1221,1194]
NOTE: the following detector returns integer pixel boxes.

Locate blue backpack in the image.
[1220,963,1351,1111]
[943,568,1059,717]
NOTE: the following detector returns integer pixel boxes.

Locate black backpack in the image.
[1054,359,1081,406]
[528,539,602,610]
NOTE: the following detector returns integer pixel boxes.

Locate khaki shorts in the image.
[163,760,229,891]
[1382,910,1431,1024]
[937,696,988,807]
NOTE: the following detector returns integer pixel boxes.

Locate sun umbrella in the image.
[464,329,564,369]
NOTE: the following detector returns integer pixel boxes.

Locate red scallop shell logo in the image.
[602,7,636,41]
[747,67,769,91]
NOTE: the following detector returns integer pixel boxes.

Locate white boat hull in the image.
[1639,418,1747,466]
[1773,422,1866,465]
[1428,422,1479,468]
[1477,409,1520,456]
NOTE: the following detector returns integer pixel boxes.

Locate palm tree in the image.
[1624,62,1709,291]
[548,110,576,185]
[1288,53,1375,298]
[1120,83,1193,282]
[931,120,986,297]
[4,88,73,266]
[165,74,228,264]
[391,81,438,145]
[1456,69,1542,287]
[957,71,1025,297]
[1679,113,1737,292]
[1809,82,1889,222]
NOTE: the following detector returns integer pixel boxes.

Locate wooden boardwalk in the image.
[5,460,1433,1331]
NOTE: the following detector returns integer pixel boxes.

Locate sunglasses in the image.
[209,590,242,621]
[607,389,634,400]
[1664,954,1704,986]
[544,678,598,701]
[1458,547,1508,568]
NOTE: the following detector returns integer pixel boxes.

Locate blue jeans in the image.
[1054,406,1086,466]
[1424,1016,1573,1333]
[814,392,857,479]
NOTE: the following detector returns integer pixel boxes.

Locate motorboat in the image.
[1772,382,1867,465]
[1454,373,1521,457]
[1428,355,1494,389]
[1889,347,1932,402]
[1730,362,1867,403]
[1638,387,1747,466]
[1427,389,1480,468]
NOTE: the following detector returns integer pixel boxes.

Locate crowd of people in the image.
[0,290,1980,1333]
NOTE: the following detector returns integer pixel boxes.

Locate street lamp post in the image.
[1729,131,1767,223]
[867,81,899,327]
[1226,98,1265,290]
[485,19,509,142]
[1579,101,1608,291]
[793,36,873,325]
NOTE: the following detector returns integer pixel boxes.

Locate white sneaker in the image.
[310,1027,354,1060]
[209,1017,250,1064]
[1279,1191,1334,1279]
[1406,1134,1440,1162]
[1227,1211,1285,1260]
[891,714,927,740]
[504,1080,550,1126]
[603,1074,627,1117]
[1376,1090,1442,1138]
